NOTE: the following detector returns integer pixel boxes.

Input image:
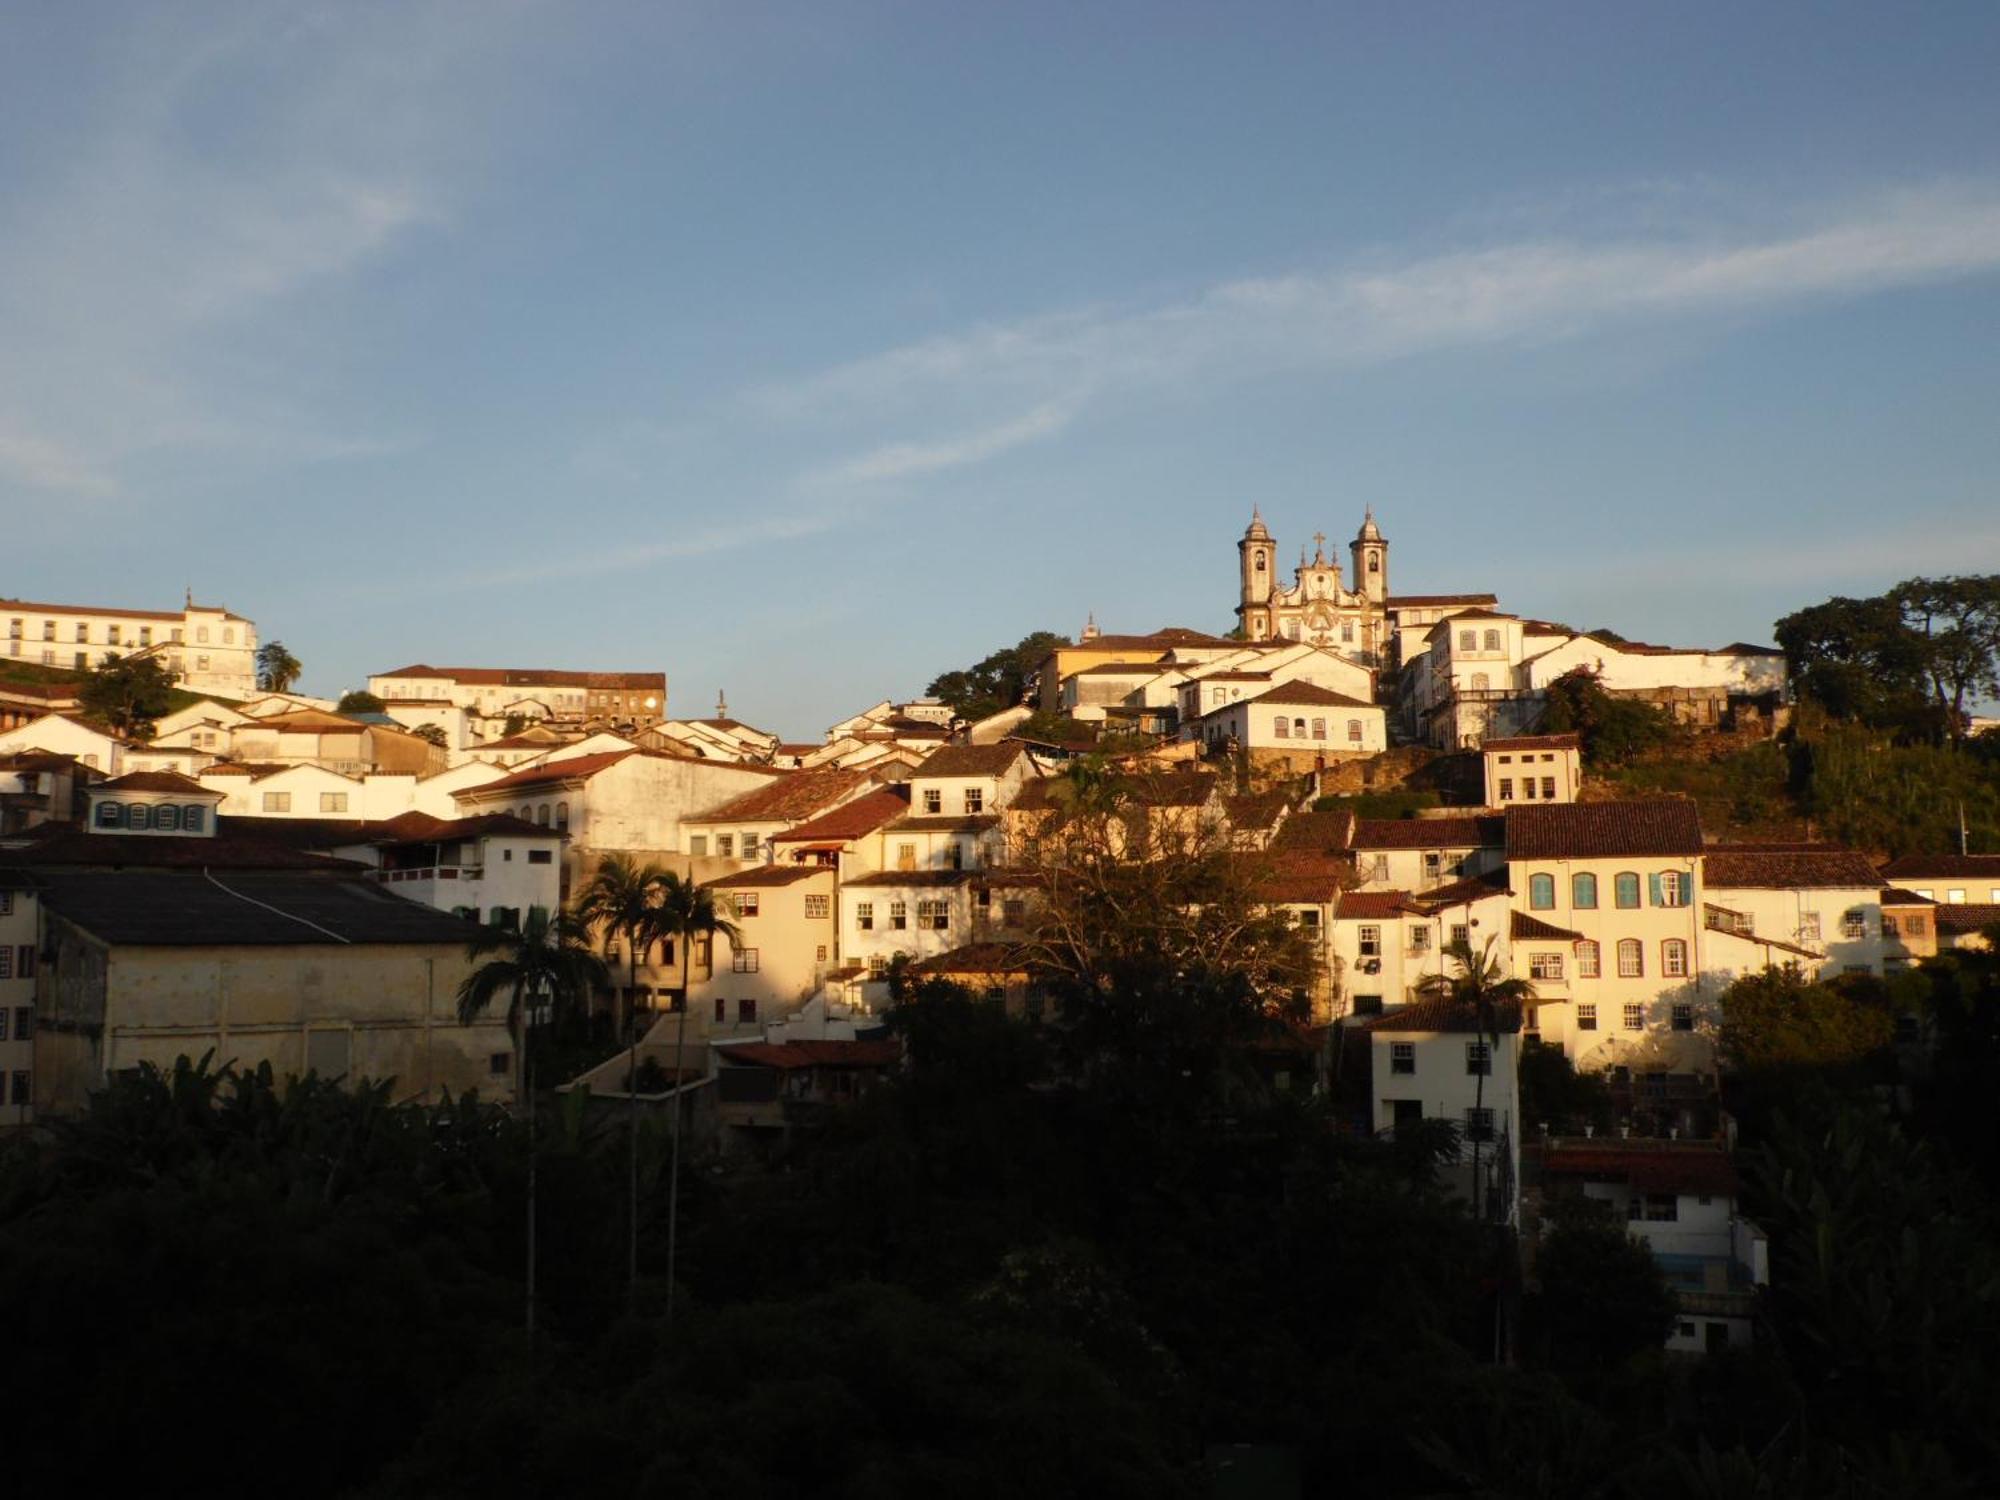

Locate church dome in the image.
[1355,507,1384,542]
[1243,506,1272,542]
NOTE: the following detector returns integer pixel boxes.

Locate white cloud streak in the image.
[816,401,1077,485]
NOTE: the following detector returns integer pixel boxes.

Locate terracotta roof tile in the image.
[1336,889,1419,919]
[1352,815,1503,851]
[913,742,1030,778]
[1482,733,1581,752]
[717,1039,903,1070]
[703,865,831,890]
[1248,681,1376,709]
[1359,997,1523,1034]
[1704,847,1883,889]
[1878,853,2000,879]
[770,787,912,843]
[96,770,215,795]
[1504,799,1703,860]
[1937,903,2000,937]
[1512,910,1584,942]
[688,767,873,824]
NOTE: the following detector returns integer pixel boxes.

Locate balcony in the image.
[372,866,483,884]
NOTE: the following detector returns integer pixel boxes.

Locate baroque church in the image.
[1236,509,1391,665]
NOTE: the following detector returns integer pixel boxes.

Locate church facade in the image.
[1236,510,1392,665]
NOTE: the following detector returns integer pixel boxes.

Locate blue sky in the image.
[4,2,1999,738]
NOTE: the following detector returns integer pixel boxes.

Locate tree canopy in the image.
[336,689,386,713]
[1539,665,1684,766]
[255,639,302,693]
[76,652,177,738]
[926,630,1070,722]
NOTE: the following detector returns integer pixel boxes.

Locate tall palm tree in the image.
[255,639,303,694]
[456,908,609,1335]
[573,854,672,1305]
[1417,936,1537,1223]
[654,870,742,1330]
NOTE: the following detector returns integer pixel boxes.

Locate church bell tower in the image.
[1350,509,1387,607]
[1238,508,1275,639]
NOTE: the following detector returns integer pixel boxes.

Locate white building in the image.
[368,664,667,740]
[1699,847,1889,979]
[1191,680,1387,761]
[0,873,38,1126]
[2,594,259,699]
[0,712,129,774]
[1483,733,1582,806]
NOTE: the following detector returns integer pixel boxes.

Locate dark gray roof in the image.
[37,870,485,946]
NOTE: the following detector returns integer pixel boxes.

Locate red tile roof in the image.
[913,742,1030,778]
[716,1039,903,1070]
[1504,799,1703,860]
[1406,869,1511,907]
[375,665,665,690]
[1512,910,1583,942]
[5,826,361,871]
[1937,904,2000,938]
[1359,997,1523,1034]
[1482,733,1581,752]
[1271,808,1356,854]
[1704,847,1883,890]
[770,787,912,843]
[1530,1139,1739,1197]
[96,770,215,795]
[1352,815,1503,851]
[1249,682,1375,709]
[459,749,639,795]
[909,942,1038,976]
[1878,853,2000,879]
[1386,594,1499,609]
[689,767,873,824]
[703,865,831,889]
[1335,889,1419,919]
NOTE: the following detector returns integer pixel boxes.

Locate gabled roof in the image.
[1878,853,2000,879]
[703,865,830,890]
[1271,808,1356,855]
[1704,847,1883,890]
[34,869,480,945]
[1335,889,1419,920]
[1512,910,1584,942]
[1937,903,2000,938]
[770,787,912,844]
[912,742,1030,779]
[1405,868,1511,908]
[1247,681,1375,710]
[1351,815,1502,851]
[688,767,873,825]
[4,826,361,872]
[1880,887,1938,906]
[460,749,640,795]
[715,1039,903,1070]
[95,770,215,796]
[236,709,369,732]
[1482,733,1581,752]
[1504,799,1703,860]
[843,870,980,889]
[1359,997,1523,1034]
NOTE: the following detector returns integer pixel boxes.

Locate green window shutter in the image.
[1648,873,1664,907]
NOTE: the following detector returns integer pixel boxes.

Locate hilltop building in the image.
[4,593,259,698]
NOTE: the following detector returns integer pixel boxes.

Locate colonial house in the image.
[680,766,881,864]
[1190,681,1387,765]
[225,709,446,777]
[691,866,840,1035]
[1483,733,1582,807]
[367,664,667,738]
[641,700,781,763]
[1699,846,1890,979]
[3,594,259,698]
[1347,814,1506,893]
[0,712,129,774]
[1878,853,2000,907]
[1,751,100,835]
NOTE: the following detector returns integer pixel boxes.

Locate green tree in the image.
[1540,665,1683,766]
[77,652,176,738]
[1889,575,2000,740]
[1518,1041,1614,1137]
[336,689,386,713]
[455,908,610,1105]
[411,723,449,748]
[1775,592,1939,738]
[254,639,302,693]
[1527,1221,1677,1374]
[1715,967,1896,1077]
[927,629,1071,721]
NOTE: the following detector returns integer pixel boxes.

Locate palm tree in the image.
[1417,936,1537,1223]
[654,870,742,1330]
[573,855,672,1305]
[455,907,609,1335]
[255,639,303,693]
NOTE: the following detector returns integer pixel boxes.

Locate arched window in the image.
[1274,717,1289,739]
[1368,553,1379,574]
[95,800,123,828]
[1614,872,1641,909]
[1578,940,1600,977]
[127,804,151,830]
[1347,719,1363,743]
[1483,629,1501,651]
[183,806,206,834]
[1255,553,1266,572]
[155,805,180,831]
[1293,719,1307,737]
[537,803,551,827]
[1341,620,1354,642]
[555,801,569,831]
[1310,718,1326,740]
[1662,938,1688,977]
[1458,629,1476,651]
[1617,939,1643,977]
[1529,873,1555,910]
[1572,872,1598,908]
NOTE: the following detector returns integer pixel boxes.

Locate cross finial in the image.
[1312,530,1327,557]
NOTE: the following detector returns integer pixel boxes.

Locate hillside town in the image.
[4,513,1995,1381]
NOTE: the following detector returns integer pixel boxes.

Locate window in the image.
[490,1052,511,1077]
[1483,629,1501,651]
[918,899,950,931]
[890,900,908,930]
[0,980,6,1009]
[1347,719,1363,744]
[1390,1042,1415,1075]
[1465,1041,1491,1076]
[1003,898,1026,927]
[738,999,757,1023]
[1274,717,1290,739]
[1645,1194,1679,1222]
[127,804,154,831]
[262,792,291,813]
[1408,926,1431,953]
[867,955,888,978]
[1577,1002,1597,1030]
[963,788,983,814]
[897,843,916,871]
[1470,672,1490,691]
[1662,939,1688,977]
[1498,778,1514,801]
[555,801,569,831]
[742,834,760,859]
[527,849,553,865]
[42,620,54,641]
[1840,909,1866,940]
[1905,913,1927,936]
[537,804,551,828]
[95,801,123,828]
[1311,718,1326,740]
[1423,852,1442,882]
[731,949,760,973]
[1458,629,1476,651]
[1464,1107,1495,1142]
[1572,873,1597,909]
[1292,718,1307,737]
[155,805,180,832]
[1654,871,1690,907]
[713,997,727,1022]
[321,792,348,813]
[1342,619,1355,641]
[717,834,734,857]
[13,1007,30,1039]
[923,788,942,813]
[1540,777,1555,799]
[1529,873,1555,910]
[804,894,830,919]
[1618,939,1643,978]
[1623,1002,1644,1030]
[735,892,760,918]
[1614,872,1640,909]
[1882,914,1900,938]
[1450,923,1470,948]
[75,622,88,643]
[10,1072,27,1108]
[1529,952,1564,980]
[856,902,874,931]
[1672,1003,1694,1032]
[689,835,708,856]
[1799,911,1822,942]
[1358,924,1381,958]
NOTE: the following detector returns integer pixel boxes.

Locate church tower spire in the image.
[1350,509,1388,606]
[1237,509,1275,640]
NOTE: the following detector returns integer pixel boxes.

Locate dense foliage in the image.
[76,651,177,737]
[926,629,1070,722]
[337,689,387,713]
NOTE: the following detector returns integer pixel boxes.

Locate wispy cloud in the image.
[766,184,2000,430]
[816,400,1077,485]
